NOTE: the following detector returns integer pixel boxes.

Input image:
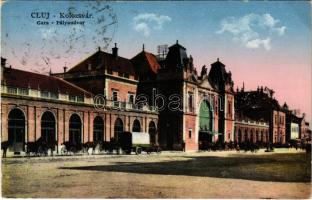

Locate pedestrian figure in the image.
[182,140,185,152]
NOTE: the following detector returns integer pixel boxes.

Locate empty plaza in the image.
[2,149,311,198]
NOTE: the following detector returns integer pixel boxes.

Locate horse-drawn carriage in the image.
[26,138,56,156]
[117,131,161,154]
[2,131,161,157]
[59,132,161,155]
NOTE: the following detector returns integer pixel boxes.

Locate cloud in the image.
[275,26,286,36]
[262,13,278,27]
[246,38,271,50]
[217,13,286,50]
[133,13,171,37]
[133,22,150,37]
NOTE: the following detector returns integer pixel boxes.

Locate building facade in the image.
[1,56,158,156]
[234,112,269,144]
[132,41,235,151]
[1,41,310,156]
[235,86,286,144]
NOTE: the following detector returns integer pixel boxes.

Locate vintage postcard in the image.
[1,0,311,199]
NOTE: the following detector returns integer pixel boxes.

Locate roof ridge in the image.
[6,67,50,77]
[53,76,93,96]
[68,51,100,72]
[101,51,132,61]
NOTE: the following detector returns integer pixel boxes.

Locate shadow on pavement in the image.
[59,153,311,183]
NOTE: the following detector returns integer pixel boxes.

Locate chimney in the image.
[63,66,67,73]
[1,57,6,67]
[189,55,193,69]
[112,43,118,58]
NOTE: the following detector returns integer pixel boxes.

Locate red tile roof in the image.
[131,51,160,76]
[144,52,160,73]
[2,67,92,97]
[68,50,136,75]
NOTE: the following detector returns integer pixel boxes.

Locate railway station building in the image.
[1,41,310,156]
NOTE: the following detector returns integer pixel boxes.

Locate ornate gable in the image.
[198,75,214,90]
[186,73,198,83]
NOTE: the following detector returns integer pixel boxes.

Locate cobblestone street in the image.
[2,149,311,198]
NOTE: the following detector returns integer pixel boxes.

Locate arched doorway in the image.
[114,118,123,141]
[148,121,157,144]
[132,119,141,132]
[93,116,104,143]
[69,114,82,145]
[41,111,56,149]
[8,108,26,152]
[198,100,213,149]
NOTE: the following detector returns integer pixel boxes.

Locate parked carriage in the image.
[26,138,56,156]
[60,141,85,155]
[117,131,161,154]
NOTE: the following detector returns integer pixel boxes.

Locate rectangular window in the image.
[228,101,232,115]
[69,95,76,102]
[124,73,129,79]
[18,88,29,95]
[7,86,17,94]
[112,91,118,102]
[112,90,119,107]
[77,96,84,102]
[118,72,123,77]
[188,92,193,112]
[40,91,49,98]
[189,129,192,139]
[128,93,134,104]
[215,99,218,115]
[218,98,222,112]
[50,92,59,99]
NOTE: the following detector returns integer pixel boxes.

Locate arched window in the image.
[8,108,26,151]
[250,130,254,143]
[238,129,242,143]
[69,114,82,145]
[148,121,157,144]
[114,118,123,140]
[93,116,104,143]
[41,111,56,149]
[132,119,141,132]
[261,131,264,142]
[244,129,248,142]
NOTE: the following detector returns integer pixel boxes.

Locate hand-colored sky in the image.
[1,1,311,124]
